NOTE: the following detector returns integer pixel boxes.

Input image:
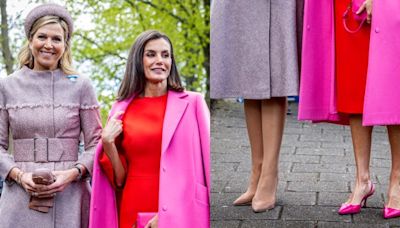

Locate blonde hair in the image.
[18,15,77,75]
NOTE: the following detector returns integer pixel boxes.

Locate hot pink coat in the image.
[89,90,210,228]
[298,0,400,126]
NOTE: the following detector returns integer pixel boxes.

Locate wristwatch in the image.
[74,164,83,181]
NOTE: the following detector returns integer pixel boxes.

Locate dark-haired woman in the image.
[89,30,210,228]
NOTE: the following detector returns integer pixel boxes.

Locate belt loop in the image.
[33,137,49,163]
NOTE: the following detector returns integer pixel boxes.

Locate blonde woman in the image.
[0,3,101,227]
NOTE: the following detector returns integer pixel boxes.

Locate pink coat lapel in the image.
[161,91,188,155]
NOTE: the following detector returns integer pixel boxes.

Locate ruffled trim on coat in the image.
[5,103,99,110]
[80,105,100,110]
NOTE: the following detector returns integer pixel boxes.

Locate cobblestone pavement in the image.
[211,100,400,228]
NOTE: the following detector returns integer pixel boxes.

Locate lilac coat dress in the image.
[89,90,210,228]
[0,66,102,228]
[298,0,400,126]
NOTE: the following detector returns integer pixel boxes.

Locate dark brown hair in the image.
[117,30,184,100]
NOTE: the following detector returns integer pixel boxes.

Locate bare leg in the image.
[233,99,263,205]
[252,97,286,212]
[345,115,373,205]
[386,125,400,209]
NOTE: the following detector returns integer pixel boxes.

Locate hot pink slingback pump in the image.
[338,182,375,215]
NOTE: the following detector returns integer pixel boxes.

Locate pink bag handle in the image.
[342,3,367,33]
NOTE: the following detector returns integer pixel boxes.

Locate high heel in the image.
[338,181,375,215]
[383,206,400,219]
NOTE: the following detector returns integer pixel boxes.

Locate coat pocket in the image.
[195,182,209,206]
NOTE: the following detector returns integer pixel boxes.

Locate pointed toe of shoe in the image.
[339,182,375,215]
[384,207,400,219]
[233,198,252,206]
[233,194,253,206]
[338,204,361,215]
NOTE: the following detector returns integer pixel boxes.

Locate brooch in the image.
[66,75,78,82]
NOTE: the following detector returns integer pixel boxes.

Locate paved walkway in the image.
[211,100,400,228]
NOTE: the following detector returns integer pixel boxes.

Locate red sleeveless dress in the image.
[100,94,167,228]
[335,0,371,114]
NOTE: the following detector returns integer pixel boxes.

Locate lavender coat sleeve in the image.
[0,80,17,180]
[76,78,102,175]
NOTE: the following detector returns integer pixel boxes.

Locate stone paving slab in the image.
[211,100,400,227]
[211,205,282,220]
[241,220,316,228]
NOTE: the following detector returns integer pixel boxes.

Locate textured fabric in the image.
[24,3,74,40]
[335,0,370,114]
[0,66,102,228]
[90,90,210,228]
[299,0,400,126]
[13,138,79,162]
[210,0,304,99]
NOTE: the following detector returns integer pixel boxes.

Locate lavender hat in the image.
[24,3,74,40]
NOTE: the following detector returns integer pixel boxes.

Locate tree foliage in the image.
[66,0,210,121]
